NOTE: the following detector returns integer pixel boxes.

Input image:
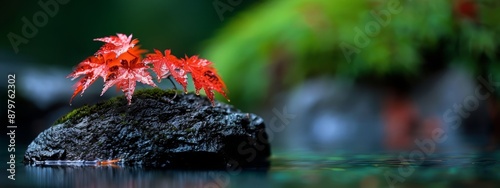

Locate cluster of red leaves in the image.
[68,33,228,105]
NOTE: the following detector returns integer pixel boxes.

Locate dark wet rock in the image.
[24,88,270,169]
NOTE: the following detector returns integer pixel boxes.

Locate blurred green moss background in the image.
[2,0,499,112]
[203,0,500,111]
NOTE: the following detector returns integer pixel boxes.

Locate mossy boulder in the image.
[24,88,270,169]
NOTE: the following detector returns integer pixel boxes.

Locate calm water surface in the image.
[4,151,500,188]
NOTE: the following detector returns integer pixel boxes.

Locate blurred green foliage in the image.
[203,0,500,111]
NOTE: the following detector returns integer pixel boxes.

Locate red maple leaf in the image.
[67,54,109,104]
[101,46,156,105]
[143,49,188,92]
[68,39,154,105]
[69,33,229,106]
[181,55,229,105]
[94,33,139,57]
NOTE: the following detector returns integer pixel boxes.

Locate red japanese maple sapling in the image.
[68,33,229,105]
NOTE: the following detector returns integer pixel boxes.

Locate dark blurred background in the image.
[1,0,500,166]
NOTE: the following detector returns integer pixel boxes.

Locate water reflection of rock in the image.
[270,67,498,154]
[23,166,268,188]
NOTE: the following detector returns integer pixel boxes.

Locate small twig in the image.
[159,76,178,104]
[167,76,178,100]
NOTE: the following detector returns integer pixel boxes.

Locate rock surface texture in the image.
[24,89,270,169]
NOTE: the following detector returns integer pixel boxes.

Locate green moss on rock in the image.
[54,88,178,125]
